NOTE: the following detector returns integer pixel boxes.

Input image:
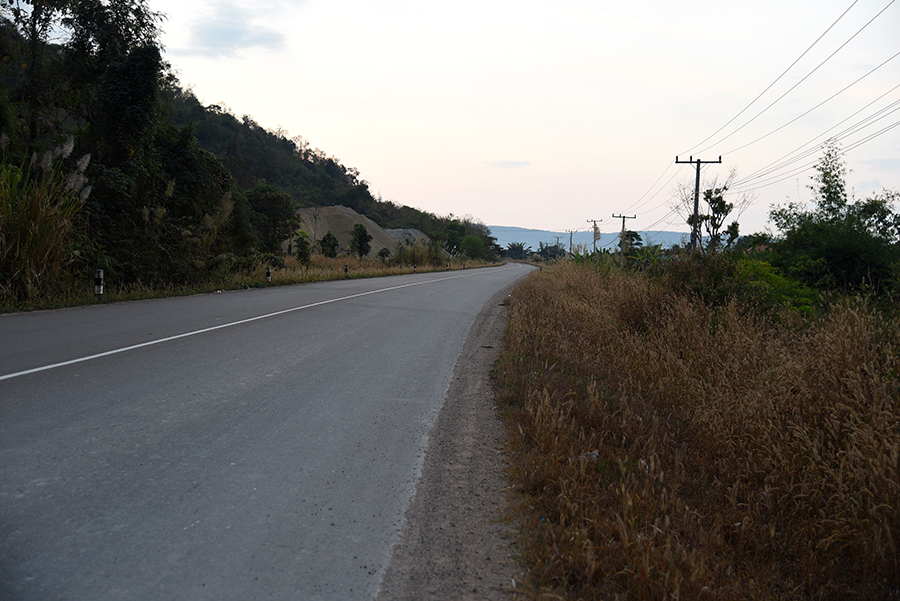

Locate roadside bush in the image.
[220,253,257,274]
[393,239,445,267]
[294,229,312,267]
[653,248,736,306]
[733,258,818,313]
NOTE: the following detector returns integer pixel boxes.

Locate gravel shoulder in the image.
[376,286,524,601]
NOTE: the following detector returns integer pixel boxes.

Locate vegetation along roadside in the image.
[493,145,900,600]
[0,1,503,312]
[496,259,899,599]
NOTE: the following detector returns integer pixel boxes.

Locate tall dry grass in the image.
[496,260,899,600]
[0,254,499,312]
[0,140,90,299]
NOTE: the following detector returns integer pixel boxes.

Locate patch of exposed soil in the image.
[294,206,399,256]
[376,287,523,601]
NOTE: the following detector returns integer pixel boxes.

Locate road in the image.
[0,264,533,601]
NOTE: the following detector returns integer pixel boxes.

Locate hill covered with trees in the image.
[0,0,499,301]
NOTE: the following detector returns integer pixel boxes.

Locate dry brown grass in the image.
[495,260,900,600]
[1,255,500,312]
[204,254,496,287]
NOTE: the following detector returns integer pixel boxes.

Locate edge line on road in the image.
[1,267,517,382]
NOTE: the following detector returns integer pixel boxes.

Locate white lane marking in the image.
[0,268,518,382]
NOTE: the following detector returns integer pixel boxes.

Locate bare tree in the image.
[670,167,756,252]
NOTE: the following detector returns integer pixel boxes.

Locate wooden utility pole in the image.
[675,155,722,250]
[612,214,636,267]
[586,219,602,254]
[565,230,576,255]
[544,236,564,260]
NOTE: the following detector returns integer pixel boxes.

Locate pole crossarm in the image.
[612,214,636,232]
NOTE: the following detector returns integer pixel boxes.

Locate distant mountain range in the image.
[489,226,691,253]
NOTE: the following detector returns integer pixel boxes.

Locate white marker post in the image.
[94,269,104,301]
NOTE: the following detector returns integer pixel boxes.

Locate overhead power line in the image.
[620,163,678,214]
[733,93,900,189]
[694,0,897,156]
[623,165,688,215]
[723,50,900,156]
[633,164,719,232]
[632,1,876,226]
[734,83,900,181]
[632,0,896,234]
[625,161,719,219]
[731,116,900,193]
[682,0,862,156]
[641,207,682,233]
[844,118,900,152]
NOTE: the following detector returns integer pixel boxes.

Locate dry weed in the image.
[496,261,899,600]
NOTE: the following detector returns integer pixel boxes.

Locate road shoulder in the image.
[376,286,523,601]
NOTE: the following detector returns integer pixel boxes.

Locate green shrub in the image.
[294,229,311,267]
[734,258,818,313]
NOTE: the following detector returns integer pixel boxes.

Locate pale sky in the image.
[150,0,899,237]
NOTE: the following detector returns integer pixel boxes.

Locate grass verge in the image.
[495,260,899,600]
[0,255,501,313]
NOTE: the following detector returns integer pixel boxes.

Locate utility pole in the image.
[612,213,636,268]
[553,235,563,255]
[565,230,576,256]
[675,155,722,250]
[586,219,602,254]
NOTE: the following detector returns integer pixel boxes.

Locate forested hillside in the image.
[164,87,448,232]
[0,0,498,301]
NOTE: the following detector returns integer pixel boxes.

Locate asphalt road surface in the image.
[0,264,533,601]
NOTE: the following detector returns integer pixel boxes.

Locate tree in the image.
[538,241,565,261]
[319,230,339,258]
[698,186,740,252]
[672,167,753,253]
[0,0,200,285]
[247,185,297,253]
[458,217,500,260]
[62,0,164,163]
[847,189,900,243]
[225,187,257,255]
[460,234,484,260]
[348,223,372,258]
[768,141,900,294]
[376,247,391,263]
[3,0,71,151]
[295,229,311,267]
[93,44,163,164]
[809,139,848,217]
[619,230,643,256]
[0,0,167,156]
[506,241,531,260]
[442,221,466,255]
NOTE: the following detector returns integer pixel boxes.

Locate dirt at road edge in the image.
[376,286,524,601]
